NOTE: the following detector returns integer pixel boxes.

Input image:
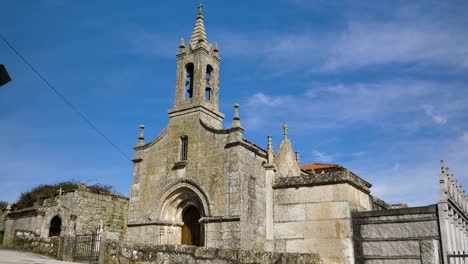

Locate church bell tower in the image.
[168,4,224,128]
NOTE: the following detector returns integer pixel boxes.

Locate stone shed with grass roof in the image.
[2,184,128,247]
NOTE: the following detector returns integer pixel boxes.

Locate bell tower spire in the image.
[169,3,224,128]
[189,3,208,48]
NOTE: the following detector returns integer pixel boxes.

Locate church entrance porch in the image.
[157,182,210,247]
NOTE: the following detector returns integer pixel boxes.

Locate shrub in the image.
[14,181,115,210]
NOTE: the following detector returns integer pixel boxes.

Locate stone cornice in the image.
[6,208,41,219]
[225,141,268,159]
[273,167,372,194]
[133,127,168,151]
[128,220,183,227]
[168,105,224,121]
[199,215,240,223]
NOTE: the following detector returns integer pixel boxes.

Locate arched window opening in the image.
[185,63,194,99]
[48,216,62,237]
[205,65,213,101]
[205,65,213,81]
[180,136,188,161]
[205,88,211,101]
[181,205,202,246]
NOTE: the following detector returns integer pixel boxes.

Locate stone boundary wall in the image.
[11,229,59,258]
[352,205,442,264]
[100,239,322,264]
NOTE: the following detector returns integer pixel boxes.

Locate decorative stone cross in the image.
[198,3,203,13]
[57,188,63,197]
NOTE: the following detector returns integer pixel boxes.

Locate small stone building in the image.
[3,185,128,247]
[126,6,390,263]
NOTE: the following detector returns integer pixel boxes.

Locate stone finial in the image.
[179,38,185,52]
[295,151,301,165]
[137,125,145,146]
[6,203,11,213]
[232,103,241,128]
[213,42,219,52]
[282,122,288,139]
[267,136,275,165]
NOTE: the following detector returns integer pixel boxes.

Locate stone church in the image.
[3,5,459,264]
[126,5,380,263]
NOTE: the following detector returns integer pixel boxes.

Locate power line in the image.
[0,33,132,162]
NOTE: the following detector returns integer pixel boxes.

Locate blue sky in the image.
[1,1,468,206]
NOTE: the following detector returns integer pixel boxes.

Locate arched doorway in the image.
[48,215,62,237]
[181,205,202,246]
[159,182,210,247]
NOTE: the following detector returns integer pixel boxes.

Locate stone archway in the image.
[48,215,62,237]
[159,182,210,246]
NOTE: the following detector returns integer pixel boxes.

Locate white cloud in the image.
[312,150,333,163]
[247,92,290,107]
[322,21,468,72]
[422,104,448,125]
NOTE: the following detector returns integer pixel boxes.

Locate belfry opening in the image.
[181,205,202,246]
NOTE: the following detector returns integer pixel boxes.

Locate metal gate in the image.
[448,253,468,264]
[73,234,101,263]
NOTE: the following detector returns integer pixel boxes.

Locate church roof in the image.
[301,163,339,171]
[189,4,208,47]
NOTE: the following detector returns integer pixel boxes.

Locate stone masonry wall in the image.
[100,239,321,264]
[352,205,442,264]
[75,189,128,239]
[273,183,372,264]
[11,230,59,258]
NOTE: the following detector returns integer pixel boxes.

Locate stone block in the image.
[305,202,351,220]
[304,219,351,239]
[365,260,421,264]
[286,238,354,261]
[420,239,440,264]
[274,185,334,205]
[274,204,305,222]
[362,241,420,257]
[360,221,439,239]
[274,222,305,239]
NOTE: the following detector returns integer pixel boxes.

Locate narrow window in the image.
[185,63,194,99]
[205,87,211,101]
[181,136,188,161]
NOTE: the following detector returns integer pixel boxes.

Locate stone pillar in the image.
[420,239,441,264]
[265,167,274,243]
[35,211,45,236]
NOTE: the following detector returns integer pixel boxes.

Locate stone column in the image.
[265,167,274,242]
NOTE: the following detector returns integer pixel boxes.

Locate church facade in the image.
[126,6,378,263]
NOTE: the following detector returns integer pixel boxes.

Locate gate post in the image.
[97,232,109,264]
[58,236,75,261]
